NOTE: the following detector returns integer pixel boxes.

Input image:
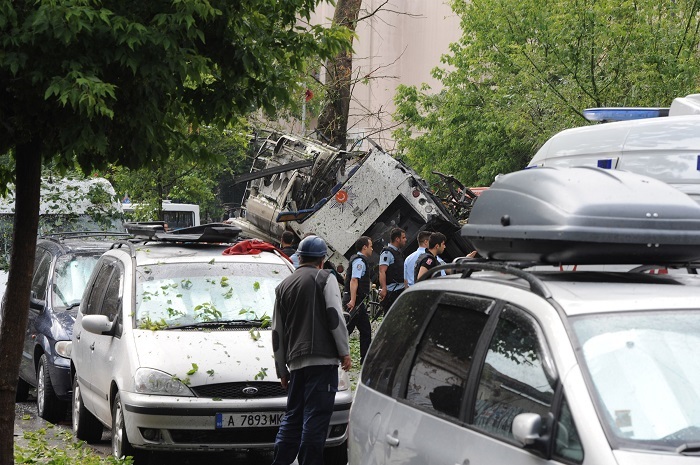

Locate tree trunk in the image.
[316,0,363,149]
[0,143,42,465]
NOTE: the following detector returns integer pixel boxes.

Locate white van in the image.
[528,95,700,204]
[0,177,124,266]
[122,200,200,230]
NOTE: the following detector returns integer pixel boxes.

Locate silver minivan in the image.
[349,167,700,465]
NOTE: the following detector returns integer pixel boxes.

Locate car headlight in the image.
[55,341,71,359]
[134,368,195,396]
[338,367,350,391]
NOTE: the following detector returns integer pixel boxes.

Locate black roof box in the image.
[461,167,700,264]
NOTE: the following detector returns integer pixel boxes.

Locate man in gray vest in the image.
[271,235,352,465]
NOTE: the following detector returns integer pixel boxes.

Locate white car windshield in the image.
[135,261,289,329]
[572,310,700,451]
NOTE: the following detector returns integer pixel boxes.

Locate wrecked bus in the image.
[228,131,478,269]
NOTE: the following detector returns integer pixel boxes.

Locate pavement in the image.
[14,397,291,464]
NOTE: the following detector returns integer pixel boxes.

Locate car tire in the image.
[72,376,103,443]
[36,355,67,423]
[112,392,143,462]
[324,439,348,465]
[16,377,31,402]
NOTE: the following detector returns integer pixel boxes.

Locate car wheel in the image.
[36,355,67,423]
[324,439,348,465]
[72,376,103,443]
[16,377,31,402]
[112,392,143,462]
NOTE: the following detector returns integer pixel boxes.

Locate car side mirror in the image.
[81,314,114,336]
[513,412,554,456]
[29,291,46,311]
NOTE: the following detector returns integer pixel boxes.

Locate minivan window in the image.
[85,261,115,316]
[472,305,555,441]
[100,269,122,323]
[361,290,438,397]
[404,293,492,419]
[31,251,52,300]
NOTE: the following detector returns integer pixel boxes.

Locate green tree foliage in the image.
[110,122,250,222]
[0,1,351,462]
[394,0,700,186]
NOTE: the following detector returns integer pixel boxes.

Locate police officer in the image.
[343,235,373,364]
[415,232,447,282]
[271,235,352,465]
[379,227,407,314]
[404,230,432,286]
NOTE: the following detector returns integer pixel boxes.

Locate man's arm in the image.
[378,264,388,300]
[416,265,428,281]
[348,277,358,310]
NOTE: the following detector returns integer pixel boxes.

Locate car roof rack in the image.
[41,231,132,243]
[419,259,552,299]
[124,222,242,244]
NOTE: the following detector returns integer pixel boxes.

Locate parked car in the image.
[17,232,128,423]
[349,168,700,465]
[70,224,352,463]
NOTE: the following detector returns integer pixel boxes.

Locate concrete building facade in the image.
[309,1,462,151]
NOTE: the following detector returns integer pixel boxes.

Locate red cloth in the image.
[222,239,291,262]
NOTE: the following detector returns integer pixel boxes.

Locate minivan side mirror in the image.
[29,291,46,311]
[81,314,114,336]
[512,412,554,456]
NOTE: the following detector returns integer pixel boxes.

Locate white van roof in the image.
[528,115,700,203]
[0,177,122,215]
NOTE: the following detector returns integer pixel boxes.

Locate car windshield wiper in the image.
[163,320,264,330]
[676,443,700,455]
[65,302,81,311]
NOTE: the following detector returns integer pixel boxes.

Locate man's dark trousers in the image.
[346,301,371,363]
[272,365,338,465]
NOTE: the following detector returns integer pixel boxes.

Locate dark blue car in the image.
[17,233,127,423]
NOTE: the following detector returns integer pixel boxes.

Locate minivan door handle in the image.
[386,432,400,447]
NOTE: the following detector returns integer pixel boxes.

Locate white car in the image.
[70,224,351,463]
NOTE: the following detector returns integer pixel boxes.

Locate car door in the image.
[20,248,52,384]
[352,290,438,465]
[465,304,584,465]
[73,257,116,414]
[381,292,495,465]
[88,260,124,421]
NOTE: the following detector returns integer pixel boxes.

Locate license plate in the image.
[215,412,284,428]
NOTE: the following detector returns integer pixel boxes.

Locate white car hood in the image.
[614,449,698,465]
[132,328,277,386]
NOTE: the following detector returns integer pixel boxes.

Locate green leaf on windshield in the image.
[187,363,199,375]
[253,281,260,291]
